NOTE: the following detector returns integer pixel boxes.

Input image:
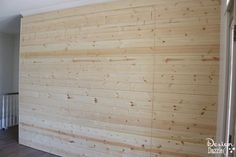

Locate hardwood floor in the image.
[0,126,58,157]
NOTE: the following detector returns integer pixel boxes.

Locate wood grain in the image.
[19,0,220,157]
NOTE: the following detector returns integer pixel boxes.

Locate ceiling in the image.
[0,0,113,34]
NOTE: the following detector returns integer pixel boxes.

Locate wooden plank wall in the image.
[19,0,220,157]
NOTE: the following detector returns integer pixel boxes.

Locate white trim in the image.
[20,0,115,17]
[216,1,230,157]
[225,19,235,157]
[227,0,231,9]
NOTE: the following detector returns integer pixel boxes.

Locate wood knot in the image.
[94,98,98,103]
[67,94,72,99]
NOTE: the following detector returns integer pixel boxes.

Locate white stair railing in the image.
[0,93,19,129]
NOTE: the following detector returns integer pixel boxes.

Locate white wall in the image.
[0,32,19,94]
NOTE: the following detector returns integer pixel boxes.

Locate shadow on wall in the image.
[0,31,20,95]
[0,15,21,34]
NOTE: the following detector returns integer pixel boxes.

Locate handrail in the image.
[0,93,19,129]
[1,92,19,96]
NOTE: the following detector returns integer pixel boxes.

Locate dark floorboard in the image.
[0,126,59,157]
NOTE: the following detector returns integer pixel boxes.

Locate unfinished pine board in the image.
[19,0,220,157]
[151,0,220,157]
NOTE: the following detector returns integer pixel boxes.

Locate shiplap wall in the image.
[19,0,220,157]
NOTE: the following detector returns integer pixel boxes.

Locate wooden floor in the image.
[0,126,58,157]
